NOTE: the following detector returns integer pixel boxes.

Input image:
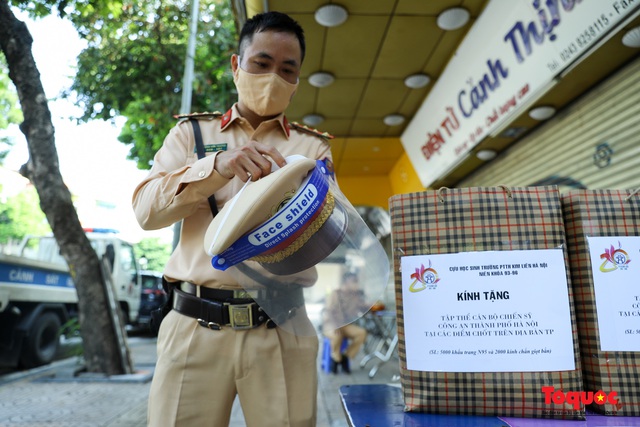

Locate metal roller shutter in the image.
[460,57,640,192]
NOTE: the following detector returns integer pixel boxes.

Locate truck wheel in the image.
[20,312,62,369]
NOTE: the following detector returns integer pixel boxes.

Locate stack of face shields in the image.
[204,155,389,336]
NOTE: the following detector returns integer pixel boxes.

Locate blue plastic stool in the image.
[321,336,349,373]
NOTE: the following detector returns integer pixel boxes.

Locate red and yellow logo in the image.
[599,242,631,272]
[409,261,439,293]
[542,386,620,410]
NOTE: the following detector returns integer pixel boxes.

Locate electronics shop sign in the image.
[401,0,639,188]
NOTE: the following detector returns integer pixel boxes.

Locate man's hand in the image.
[214,141,287,182]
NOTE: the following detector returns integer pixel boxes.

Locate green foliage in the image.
[0,60,23,127]
[0,186,51,244]
[59,317,84,359]
[7,1,237,169]
[0,58,23,163]
[66,0,237,169]
[134,237,171,272]
[9,0,124,23]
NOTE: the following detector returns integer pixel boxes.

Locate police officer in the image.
[323,272,369,374]
[132,11,333,427]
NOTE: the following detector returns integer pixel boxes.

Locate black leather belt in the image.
[179,282,294,301]
[173,282,305,330]
[172,289,269,330]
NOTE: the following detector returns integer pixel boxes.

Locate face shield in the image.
[204,155,390,336]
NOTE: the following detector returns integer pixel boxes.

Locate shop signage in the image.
[401,0,640,187]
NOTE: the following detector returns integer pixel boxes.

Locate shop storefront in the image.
[460,56,640,191]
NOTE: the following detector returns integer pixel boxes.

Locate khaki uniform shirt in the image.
[323,289,369,330]
[132,104,333,289]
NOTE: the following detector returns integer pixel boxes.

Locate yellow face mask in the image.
[233,63,298,117]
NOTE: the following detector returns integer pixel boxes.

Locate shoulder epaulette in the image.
[174,111,223,120]
[289,121,334,140]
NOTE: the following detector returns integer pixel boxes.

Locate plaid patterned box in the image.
[389,186,584,420]
[562,189,640,416]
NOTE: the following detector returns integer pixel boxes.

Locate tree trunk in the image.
[0,1,132,375]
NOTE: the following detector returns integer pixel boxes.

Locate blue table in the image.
[339,384,640,427]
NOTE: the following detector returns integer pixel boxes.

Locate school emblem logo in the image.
[599,242,631,272]
[409,261,440,293]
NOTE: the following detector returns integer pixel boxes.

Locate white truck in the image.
[0,229,141,368]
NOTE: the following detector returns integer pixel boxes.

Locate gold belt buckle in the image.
[227,303,254,329]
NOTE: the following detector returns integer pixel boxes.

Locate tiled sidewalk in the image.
[0,334,399,427]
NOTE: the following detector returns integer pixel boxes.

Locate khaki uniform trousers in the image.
[147,310,319,427]
[325,323,367,362]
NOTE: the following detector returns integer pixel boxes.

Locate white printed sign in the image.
[400,248,575,372]
[587,236,640,352]
[401,0,640,187]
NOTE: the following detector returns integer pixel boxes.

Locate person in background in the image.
[132,11,333,427]
[323,272,369,374]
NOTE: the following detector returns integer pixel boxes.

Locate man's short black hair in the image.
[239,11,306,63]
